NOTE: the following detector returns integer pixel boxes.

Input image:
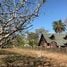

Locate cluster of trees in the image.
[27,28,48,47]
[12,28,47,47]
[8,20,67,48]
[27,32,38,47]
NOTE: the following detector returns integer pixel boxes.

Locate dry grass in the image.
[0,47,67,66]
[1,48,67,63]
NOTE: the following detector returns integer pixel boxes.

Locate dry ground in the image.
[0,47,67,67]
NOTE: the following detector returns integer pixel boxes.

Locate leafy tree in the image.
[15,35,25,47]
[27,28,47,47]
[36,28,48,35]
[1,34,26,48]
[0,0,45,47]
[27,32,38,47]
[53,20,66,33]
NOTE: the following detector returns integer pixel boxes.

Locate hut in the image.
[38,34,48,47]
[38,33,67,48]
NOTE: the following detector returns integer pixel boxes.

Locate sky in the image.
[0,0,67,33]
[31,0,67,33]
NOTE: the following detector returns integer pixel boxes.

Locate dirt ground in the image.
[1,47,67,66]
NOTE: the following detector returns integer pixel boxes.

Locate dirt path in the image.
[1,47,67,66]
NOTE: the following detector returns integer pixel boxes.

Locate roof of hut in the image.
[41,33,67,46]
[38,34,47,46]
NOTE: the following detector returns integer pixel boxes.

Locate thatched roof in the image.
[38,34,47,46]
[42,33,67,46]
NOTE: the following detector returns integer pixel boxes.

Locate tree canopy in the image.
[0,0,45,47]
[53,20,66,33]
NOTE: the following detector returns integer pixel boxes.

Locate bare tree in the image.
[0,0,45,47]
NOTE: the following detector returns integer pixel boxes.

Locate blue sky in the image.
[31,0,67,33]
[0,0,67,33]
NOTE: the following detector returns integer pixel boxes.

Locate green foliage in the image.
[27,28,48,47]
[53,20,66,33]
[0,35,25,48]
[16,35,25,47]
[36,28,48,35]
[28,32,39,47]
[28,39,35,47]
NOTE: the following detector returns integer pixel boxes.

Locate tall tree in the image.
[27,28,47,47]
[53,20,66,33]
[0,0,45,47]
[35,28,48,40]
[15,34,25,47]
[27,32,38,47]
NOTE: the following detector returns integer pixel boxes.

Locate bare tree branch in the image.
[0,0,45,47]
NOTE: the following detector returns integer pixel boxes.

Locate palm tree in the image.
[53,20,66,33]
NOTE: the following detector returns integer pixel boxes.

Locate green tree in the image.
[27,28,48,47]
[36,28,48,35]
[15,35,26,47]
[27,32,38,47]
[16,35,25,47]
[53,20,66,33]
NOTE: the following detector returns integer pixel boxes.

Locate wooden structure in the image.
[38,34,48,47]
[38,33,67,48]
